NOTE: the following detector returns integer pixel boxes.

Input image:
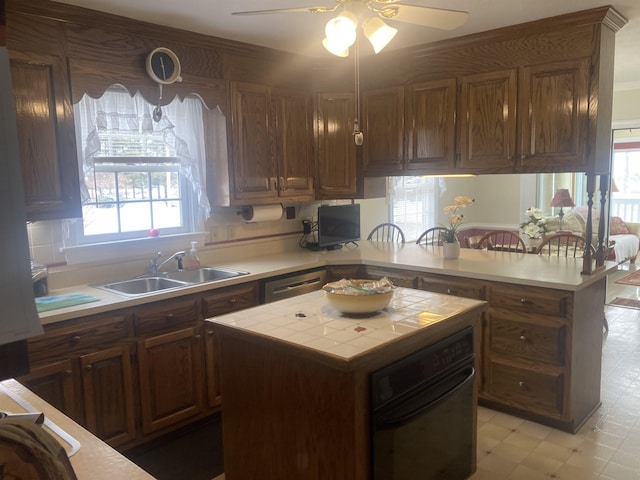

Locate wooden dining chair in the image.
[475,230,527,253]
[537,232,591,258]
[367,223,406,243]
[416,227,448,246]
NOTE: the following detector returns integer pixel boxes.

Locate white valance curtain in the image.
[73,87,218,225]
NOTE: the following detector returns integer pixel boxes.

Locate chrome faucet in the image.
[148,251,186,275]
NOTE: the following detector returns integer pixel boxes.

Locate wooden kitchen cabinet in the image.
[201,281,259,409]
[360,265,419,288]
[418,273,487,300]
[137,325,205,435]
[230,81,314,203]
[80,344,137,447]
[479,280,602,432]
[518,58,590,172]
[405,78,457,172]
[362,86,404,176]
[9,49,82,221]
[458,70,518,172]
[17,359,79,423]
[17,312,136,445]
[315,92,358,199]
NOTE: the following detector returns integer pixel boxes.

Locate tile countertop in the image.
[38,241,616,326]
[208,287,483,363]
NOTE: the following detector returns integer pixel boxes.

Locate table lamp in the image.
[550,188,575,231]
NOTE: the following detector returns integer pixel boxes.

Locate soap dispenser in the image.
[184,241,202,270]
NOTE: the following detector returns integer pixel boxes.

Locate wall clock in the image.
[146,47,182,85]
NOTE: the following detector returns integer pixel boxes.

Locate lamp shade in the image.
[550,188,575,208]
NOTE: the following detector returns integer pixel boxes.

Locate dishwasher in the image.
[262,269,327,303]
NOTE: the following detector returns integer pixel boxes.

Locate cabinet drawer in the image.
[490,284,570,318]
[487,361,564,418]
[28,314,130,364]
[419,275,486,299]
[134,297,198,336]
[202,282,259,318]
[489,316,566,365]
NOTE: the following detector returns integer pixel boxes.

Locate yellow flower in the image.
[441,197,475,243]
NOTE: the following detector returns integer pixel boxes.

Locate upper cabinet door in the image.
[316,92,357,199]
[518,59,590,172]
[10,50,82,221]
[405,78,457,172]
[273,88,314,199]
[362,86,404,176]
[230,81,277,201]
[458,69,517,172]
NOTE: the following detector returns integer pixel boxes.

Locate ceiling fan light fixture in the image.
[363,17,398,53]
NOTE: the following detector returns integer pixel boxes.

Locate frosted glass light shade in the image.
[363,17,398,54]
[323,11,357,55]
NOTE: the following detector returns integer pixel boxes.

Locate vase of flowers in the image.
[441,196,475,259]
[520,207,548,247]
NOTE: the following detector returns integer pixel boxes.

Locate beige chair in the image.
[475,230,527,253]
[367,223,406,243]
[416,227,448,246]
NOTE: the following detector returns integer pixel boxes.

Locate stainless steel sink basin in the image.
[165,267,248,284]
[97,276,190,296]
[95,267,248,297]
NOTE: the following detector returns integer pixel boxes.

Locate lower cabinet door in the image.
[138,326,205,434]
[80,344,136,447]
[17,358,80,423]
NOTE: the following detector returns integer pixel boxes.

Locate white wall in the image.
[613,89,640,127]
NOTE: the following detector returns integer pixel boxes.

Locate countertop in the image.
[38,241,616,325]
[0,379,153,479]
[207,287,486,366]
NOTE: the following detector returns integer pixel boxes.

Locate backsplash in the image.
[27,200,361,267]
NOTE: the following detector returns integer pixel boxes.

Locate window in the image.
[388,176,440,242]
[73,86,214,244]
[612,128,640,222]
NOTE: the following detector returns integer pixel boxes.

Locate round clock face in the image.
[146,48,182,85]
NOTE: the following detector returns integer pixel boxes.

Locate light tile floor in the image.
[215,264,640,480]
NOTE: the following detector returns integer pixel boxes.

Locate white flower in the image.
[520,207,548,239]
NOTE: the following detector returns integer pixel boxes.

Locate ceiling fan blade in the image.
[379,5,469,30]
[232,5,337,16]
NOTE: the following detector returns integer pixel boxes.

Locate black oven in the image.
[370,327,475,480]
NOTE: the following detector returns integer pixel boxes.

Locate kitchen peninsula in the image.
[28,241,615,452]
[208,287,487,480]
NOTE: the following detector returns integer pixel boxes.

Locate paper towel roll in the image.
[241,204,283,222]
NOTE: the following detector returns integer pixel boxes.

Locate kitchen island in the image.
[208,287,487,480]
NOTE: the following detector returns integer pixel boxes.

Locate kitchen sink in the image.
[97,276,190,296]
[165,266,248,283]
[95,267,249,297]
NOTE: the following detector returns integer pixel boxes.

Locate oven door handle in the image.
[377,367,474,429]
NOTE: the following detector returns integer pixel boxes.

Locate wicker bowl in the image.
[323,279,393,314]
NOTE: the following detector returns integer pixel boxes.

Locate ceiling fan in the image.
[232,0,469,56]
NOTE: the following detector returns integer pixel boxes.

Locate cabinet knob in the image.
[520,298,528,304]
[85,364,93,370]
[519,335,526,341]
[194,334,201,340]
[166,313,175,321]
[71,335,81,343]
[64,369,73,376]
[447,288,454,295]
[518,381,525,388]
[228,298,237,304]
[207,330,214,336]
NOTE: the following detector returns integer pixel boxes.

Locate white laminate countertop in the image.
[208,287,480,361]
[38,241,616,325]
